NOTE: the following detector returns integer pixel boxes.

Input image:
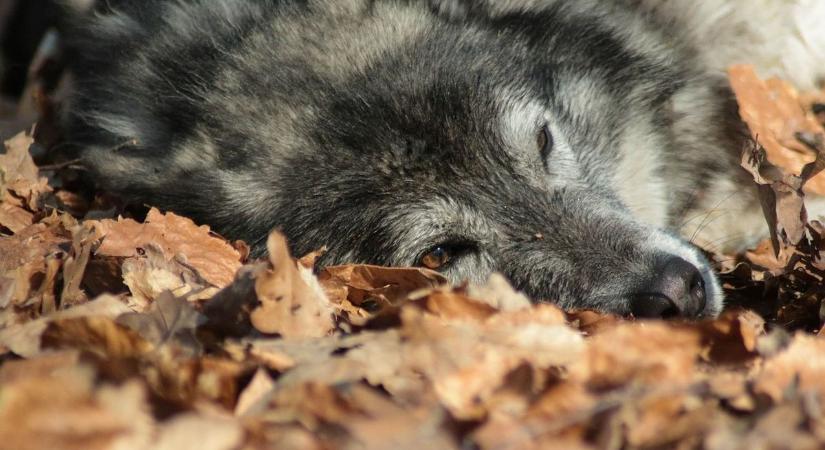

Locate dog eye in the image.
[537,123,553,162]
[419,242,476,270]
[420,246,452,270]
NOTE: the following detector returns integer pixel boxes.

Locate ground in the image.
[2,8,825,450]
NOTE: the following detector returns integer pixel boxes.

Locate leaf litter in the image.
[2,54,825,450]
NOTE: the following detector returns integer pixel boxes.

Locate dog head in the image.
[259,2,724,317]
[67,0,725,317]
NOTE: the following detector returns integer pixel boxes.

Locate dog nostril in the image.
[689,271,706,312]
[630,294,680,319]
[631,257,707,318]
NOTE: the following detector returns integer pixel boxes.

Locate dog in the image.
[58,0,825,318]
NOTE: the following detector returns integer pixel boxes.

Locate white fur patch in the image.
[613,116,670,227]
[637,0,825,89]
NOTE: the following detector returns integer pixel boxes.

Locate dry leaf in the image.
[401,306,582,419]
[121,243,219,310]
[740,140,823,255]
[466,273,532,311]
[235,368,276,417]
[0,213,73,309]
[0,294,132,357]
[89,208,242,287]
[753,334,825,404]
[153,414,244,450]
[0,367,154,450]
[0,131,51,232]
[117,292,205,356]
[41,315,154,359]
[574,322,702,389]
[729,64,825,194]
[319,264,447,322]
[250,231,334,338]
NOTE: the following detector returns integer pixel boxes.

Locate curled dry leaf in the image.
[0,131,51,232]
[465,273,532,311]
[41,315,154,360]
[0,295,133,357]
[0,365,154,450]
[250,231,334,338]
[697,309,766,364]
[0,212,73,310]
[89,208,242,288]
[121,243,219,310]
[117,291,205,356]
[227,330,411,394]
[401,305,583,420]
[153,414,244,450]
[201,263,267,339]
[61,221,96,308]
[740,140,824,255]
[319,263,447,324]
[267,382,455,450]
[573,322,702,389]
[753,334,825,404]
[234,368,276,417]
[729,64,825,194]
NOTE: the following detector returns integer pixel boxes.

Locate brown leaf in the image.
[319,264,447,316]
[744,239,787,271]
[729,65,825,194]
[401,306,582,419]
[266,382,456,450]
[250,231,334,338]
[89,208,242,287]
[417,286,499,322]
[201,263,267,338]
[698,310,766,364]
[0,295,133,357]
[0,213,73,309]
[753,334,825,404]
[117,292,205,356]
[0,200,34,233]
[0,350,81,383]
[0,367,154,450]
[61,221,95,308]
[573,322,702,389]
[0,131,51,232]
[566,310,622,336]
[227,330,415,398]
[42,315,154,359]
[740,141,821,255]
[465,273,532,311]
[121,243,219,310]
[153,414,244,450]
[235,368,276,417]
[625,393,716,448]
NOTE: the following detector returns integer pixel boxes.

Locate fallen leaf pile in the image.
[724,65,825,331]
[3,43,825,450]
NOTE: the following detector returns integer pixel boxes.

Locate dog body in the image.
[61,0,825,317]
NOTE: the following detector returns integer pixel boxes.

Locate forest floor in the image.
[2,14,825,450]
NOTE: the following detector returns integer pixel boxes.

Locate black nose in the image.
[630,257,707,318]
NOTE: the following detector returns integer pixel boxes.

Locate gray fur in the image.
[61,0,786,317]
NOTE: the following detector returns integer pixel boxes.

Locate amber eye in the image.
[537,123,553,162]
[421,246,451,270]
